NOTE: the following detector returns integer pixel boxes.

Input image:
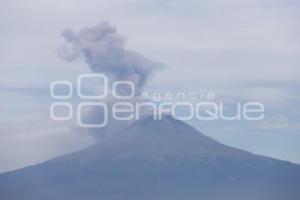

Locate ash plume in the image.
[58,21,162,94]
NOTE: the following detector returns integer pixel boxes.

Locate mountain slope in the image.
[0,115,300,200]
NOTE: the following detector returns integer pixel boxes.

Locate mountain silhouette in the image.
[0,115,299,200]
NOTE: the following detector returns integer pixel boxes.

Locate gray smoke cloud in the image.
[58,22,162,93]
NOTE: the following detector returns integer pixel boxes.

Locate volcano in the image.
[0,115,299,200]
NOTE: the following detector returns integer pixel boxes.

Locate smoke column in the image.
[58,21,162,94]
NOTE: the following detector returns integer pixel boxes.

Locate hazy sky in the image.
[0,0,300,172]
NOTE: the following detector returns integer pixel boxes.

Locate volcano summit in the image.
[0,115,299,200]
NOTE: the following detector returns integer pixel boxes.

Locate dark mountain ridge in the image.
[0,115,299,200]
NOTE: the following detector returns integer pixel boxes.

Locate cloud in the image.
[58,22,163,94]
